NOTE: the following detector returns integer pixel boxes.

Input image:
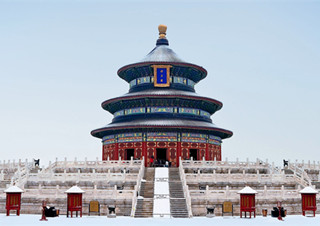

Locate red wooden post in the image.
[238,186,257,218]
[4,186,23,216]
[65,186,85,218]
[299,186,318,217]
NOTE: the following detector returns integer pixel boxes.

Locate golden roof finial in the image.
[158,24,167,39]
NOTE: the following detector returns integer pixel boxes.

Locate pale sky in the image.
[0,0,319,167]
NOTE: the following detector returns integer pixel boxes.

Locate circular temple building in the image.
[91,25,233,167]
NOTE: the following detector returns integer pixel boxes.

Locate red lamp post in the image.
[238,186,258,218]
[4,186,24,216]
[299,186,318,217]
[65,186,85,218]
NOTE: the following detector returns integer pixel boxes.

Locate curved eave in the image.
[102,94,223,113]
[91,123,233,140]
[117,61,207,82]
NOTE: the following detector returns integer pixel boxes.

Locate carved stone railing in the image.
[181,158,270,171]
[179,158,193,218]
[49,157,143,170]
[189,186,300,201]
[131,157,145,217]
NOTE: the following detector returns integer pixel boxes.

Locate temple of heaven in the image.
[91,25,233,167]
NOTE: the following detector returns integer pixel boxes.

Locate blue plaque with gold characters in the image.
[152,65,172,87]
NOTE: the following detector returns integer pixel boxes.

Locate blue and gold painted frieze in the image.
[102,135,116,145]
[118,133,143,143]
[124,107,146,115]
[129,76,196,89]
[114,106,210,119]
[147,132,177,142]
[208,135,222,145]
[150,107,174,113]
[182,133,207,143]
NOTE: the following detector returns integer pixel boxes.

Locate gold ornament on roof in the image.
[158,24,167,39]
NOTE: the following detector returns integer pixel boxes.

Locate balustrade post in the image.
[313,161,316,168]
[63,169,66,182]
[55,185,59,199]
[78,169,81,181]
[96,157,99,165]
[226,185,229,198]
[92,169,96,181]
[0,170,4,180]
[308,160,311,168]
[130,156,133,166]
[272,162,275,173]
[225,157,228,163]
[93,184,97,198]
[49,161,52,172]
[206,185,209,197]
[74,157,77,165]
[246,157,249,166]
[264,185,267,199]
[85,157,87,166]
[64,157,67,168]
[114,185,117,197]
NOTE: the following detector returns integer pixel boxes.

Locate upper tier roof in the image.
[117,25,207,83]
[140,45,184,63]
[101,89,223,114]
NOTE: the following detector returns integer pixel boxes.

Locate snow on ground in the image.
[0,214,319,226]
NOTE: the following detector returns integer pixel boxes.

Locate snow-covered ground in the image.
[0,214,319,226]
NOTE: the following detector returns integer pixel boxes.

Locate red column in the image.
[177,141,181,167]
[205,142,209,160]
[115,143,119,160]
[142,141,147,167]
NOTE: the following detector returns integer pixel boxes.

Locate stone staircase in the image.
[169,168,189,218]
[134,168,155,218]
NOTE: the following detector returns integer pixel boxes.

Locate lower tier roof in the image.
[91,118,233,139]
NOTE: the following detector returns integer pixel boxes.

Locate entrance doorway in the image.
[156,148,167,166]
[189,149,198,160]
[125,149,134,160]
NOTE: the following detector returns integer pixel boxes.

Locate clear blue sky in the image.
[0,0,319,166]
